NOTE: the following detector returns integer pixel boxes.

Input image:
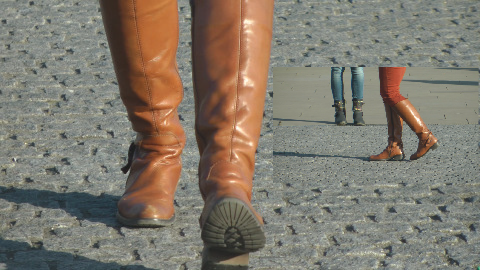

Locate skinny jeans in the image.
[331,67,364,102]
[379,67,407,107]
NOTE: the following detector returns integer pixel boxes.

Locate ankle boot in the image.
[332,100,347,126]
[392,99,438,160]
[100,0,185,227]
[352,99,365,126]
[369,103,404,161]
[191,0,273,268]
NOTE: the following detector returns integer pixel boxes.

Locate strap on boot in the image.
[121,142,136,174]
[352,99,364,111]
[332,100,345,111]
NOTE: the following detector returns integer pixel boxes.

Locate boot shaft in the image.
[392,99,428,135]
[191,0,274,192]
[384,102,403,147]
[100,0,184,137]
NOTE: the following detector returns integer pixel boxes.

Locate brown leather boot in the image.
[392,99,439,160]
[369,102,404,161]
[191,0,273,268]
[100,0,185,227]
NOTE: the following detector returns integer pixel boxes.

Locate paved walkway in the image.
[0,0,479,269]
[274,124,480,269]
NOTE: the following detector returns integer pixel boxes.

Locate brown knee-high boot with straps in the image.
[392,99,439,160]
[100,0,185,227]
[191,0,274,268]
[369,102,405,161]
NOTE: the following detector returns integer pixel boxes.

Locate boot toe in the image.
[117,197,175,227]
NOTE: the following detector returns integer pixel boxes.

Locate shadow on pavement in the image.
[0,186,120,228]
[0,238,153,270]
[273,118,335,125]
[402,79,478,86]
[273,151,369,161]
[435,67,478,71]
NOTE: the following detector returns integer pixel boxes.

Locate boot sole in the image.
[430,142,439,151]
[201,198,265,254]
[369,154,405,161]
[202,263,248,270]
[410,142,439,160]
[116,212,175,227]
[336,121,347,126]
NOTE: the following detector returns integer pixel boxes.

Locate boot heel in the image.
[391,154,405,161]
[201,198,265,254]
[202,248,249,270]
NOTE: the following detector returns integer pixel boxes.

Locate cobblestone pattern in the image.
[274,125,480,269]
[0,0,478,269]
[0,0,271,269]
[272,0,480,67]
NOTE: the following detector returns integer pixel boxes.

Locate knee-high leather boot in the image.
[369,102,404,161]
[191,0,274,268]
[392,99,439,160]
[100,0,185,227]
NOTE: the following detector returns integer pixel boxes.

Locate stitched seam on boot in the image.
[132,0,159,135]
[229,0,243,162]
[190,2,206,152]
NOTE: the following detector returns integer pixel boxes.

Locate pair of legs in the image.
[99,1,273,269]
[331,67,364,101]
[370,67,439,161]
[331,67,365,125]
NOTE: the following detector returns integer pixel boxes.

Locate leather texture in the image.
[392,99,438,160]
[370,103,404,161]
[190,0,274,227]
[100,0,186,224]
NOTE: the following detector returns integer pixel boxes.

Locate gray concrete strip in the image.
[273,67,479,126]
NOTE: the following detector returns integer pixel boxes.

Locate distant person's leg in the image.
[379,67,439,160]
[331,67,347,125]
[350,67,365,126]
[370,67,405,161]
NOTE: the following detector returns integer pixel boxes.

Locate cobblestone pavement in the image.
[0,0,479,269]
[272,0,480,67]
[274,125,480,269]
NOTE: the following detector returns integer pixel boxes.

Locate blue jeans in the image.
[331,67,364,102]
